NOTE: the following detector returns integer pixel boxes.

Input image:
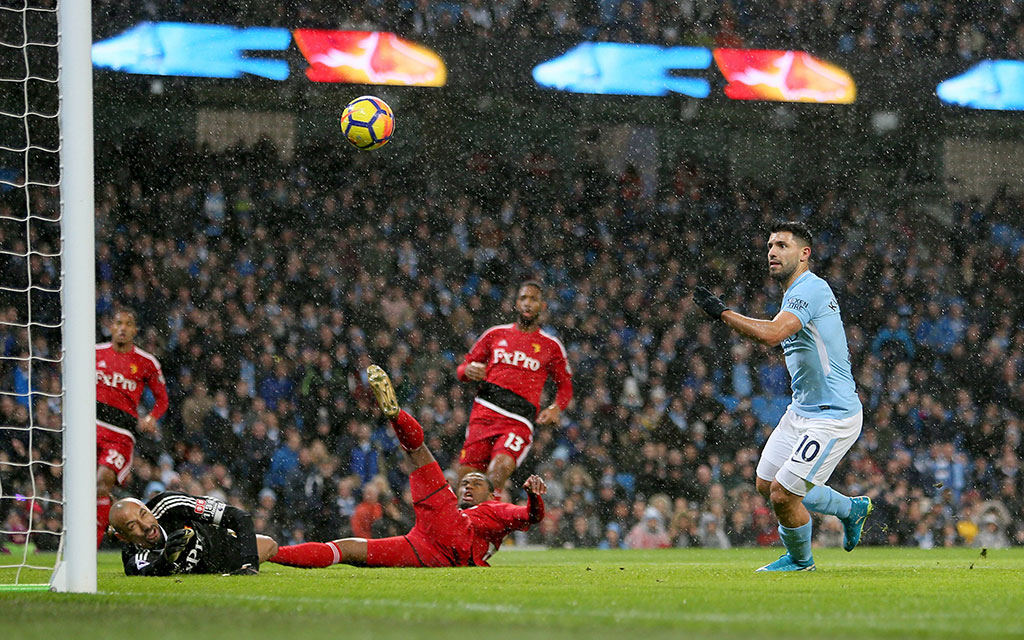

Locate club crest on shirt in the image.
[130,364,138,374]
[532,343,541,353]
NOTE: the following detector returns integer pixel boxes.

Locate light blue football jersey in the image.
[778,271,861,419]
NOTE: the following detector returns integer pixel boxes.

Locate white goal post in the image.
[57,0,96,593]
[0,0,95,592]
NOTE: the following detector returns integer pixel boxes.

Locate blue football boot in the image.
[841,496,873,552]
[756,553,816,572]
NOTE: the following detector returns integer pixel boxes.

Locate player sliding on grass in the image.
[269,365,547,569]
[693,221,872,572]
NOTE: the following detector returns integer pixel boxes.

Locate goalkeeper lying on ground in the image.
[109,492,279,576]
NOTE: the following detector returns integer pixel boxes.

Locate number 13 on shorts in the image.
[503,432,525,452]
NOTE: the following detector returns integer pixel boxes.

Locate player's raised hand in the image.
[464,361,487,381]
[523,475,547,496]
[138,414,158,434]
[536,403,561,425]
[163,527,194,563]
[693,286,729,320]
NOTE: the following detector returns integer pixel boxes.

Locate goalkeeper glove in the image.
[162,527,195,564]
[693,286,729,320]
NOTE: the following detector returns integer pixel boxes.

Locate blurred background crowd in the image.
[2,130,1022,553]
[92,0,1024,60]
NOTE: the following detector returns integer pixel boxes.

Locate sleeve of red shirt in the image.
[488,501,537,532]
[456,330,491,381]
[526,492,545,524]
[147,360,169,420]
[494,494,545,531]
[550,347,573,411]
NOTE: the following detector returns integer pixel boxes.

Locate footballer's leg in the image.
[271,538,368,568]
[759,414,864,571]
[802,485,872,551]
[754,411,797,502]
[96,425,135,547]
[487,453,516,494]
[796,412,870,552]
[257,535,279,563]
[757,476,815,572]
[96,466,116,547]
[755,412,814,572]
[485,423,532,495]
[367,364,434,468]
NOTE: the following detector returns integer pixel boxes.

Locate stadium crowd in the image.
[91,0,1024,60]
[2,129,1023,554]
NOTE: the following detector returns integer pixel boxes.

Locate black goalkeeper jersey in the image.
[121,492,259,576]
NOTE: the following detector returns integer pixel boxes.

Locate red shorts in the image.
[366,462,473,567]
[97,423,135,485]
[458,402,534,471]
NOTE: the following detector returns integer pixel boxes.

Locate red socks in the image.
[270,541,343,568]
[97,496,112,548]
[391,410,424,451]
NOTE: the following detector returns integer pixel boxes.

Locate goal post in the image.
[0,0,95,592]
[57,0,96,593]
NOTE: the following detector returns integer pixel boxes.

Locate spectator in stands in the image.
[626,507,671,549]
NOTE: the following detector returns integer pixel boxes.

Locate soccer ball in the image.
[340,96,395,150]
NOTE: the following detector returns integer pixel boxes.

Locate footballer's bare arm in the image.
[722,310,802,347]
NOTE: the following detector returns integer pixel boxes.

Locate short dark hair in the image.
[519,279,543,294]
[462,472,494,491]
[111,307,137,322]
[770,221,813,247]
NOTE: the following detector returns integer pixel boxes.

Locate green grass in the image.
[2,548,1022,639]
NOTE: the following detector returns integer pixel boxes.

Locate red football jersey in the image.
[457,323,573,412]
[95,343,169,421]
[463,499,536,566]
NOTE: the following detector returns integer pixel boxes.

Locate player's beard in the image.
[517,311,539,329]
[769,261,796,282]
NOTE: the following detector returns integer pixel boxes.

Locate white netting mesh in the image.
[0,0,64,585]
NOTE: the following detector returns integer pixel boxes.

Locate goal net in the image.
[0,0,95,592]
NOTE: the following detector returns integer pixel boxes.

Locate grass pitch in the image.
[2,547,1022,639]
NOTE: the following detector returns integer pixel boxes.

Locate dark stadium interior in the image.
[1,0,1023,555]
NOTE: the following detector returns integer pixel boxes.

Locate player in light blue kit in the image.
[693,221,872,572]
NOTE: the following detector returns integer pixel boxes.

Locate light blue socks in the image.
[802,485,852,519]
[778,520,813,564]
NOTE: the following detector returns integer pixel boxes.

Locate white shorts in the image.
[755,408,863,497]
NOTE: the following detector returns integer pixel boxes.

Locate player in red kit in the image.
[269,365,546,569]
[456,280,572,493]
[95,309,169,547]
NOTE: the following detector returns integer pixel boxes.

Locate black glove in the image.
[162,527,194,564]
[226,564,259,576]
[693,286,729,320]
